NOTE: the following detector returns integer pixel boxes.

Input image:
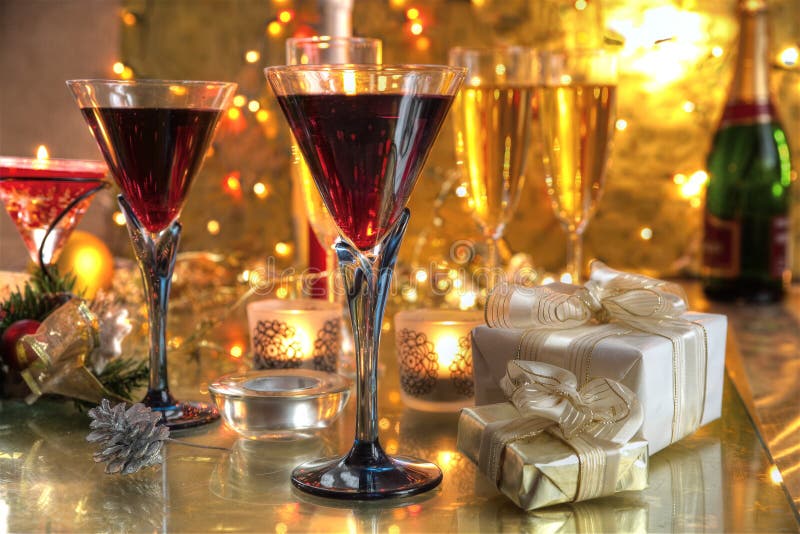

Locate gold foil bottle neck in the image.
[739,0,767,13]
[729,0,771,104]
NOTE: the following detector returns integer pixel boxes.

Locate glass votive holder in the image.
[209,369,351,440]
[246,299,342,373]
[394,309,483,412]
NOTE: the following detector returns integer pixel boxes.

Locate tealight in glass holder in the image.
[394,309,483,412]
[246,299,343,373]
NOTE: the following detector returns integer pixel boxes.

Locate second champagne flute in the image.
[449,47,538,289]
[537,50,617,283]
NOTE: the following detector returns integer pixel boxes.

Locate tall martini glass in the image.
[68,79,236,429]
[266,64,465,499]
[0,156,107,271]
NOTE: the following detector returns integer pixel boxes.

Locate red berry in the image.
[1,319,41,371]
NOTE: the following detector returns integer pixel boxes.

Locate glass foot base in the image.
[291,454,443,500]
[151,401,220,430]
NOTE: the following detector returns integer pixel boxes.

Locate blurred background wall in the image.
[0,0,122,270]
[1,0,798,284]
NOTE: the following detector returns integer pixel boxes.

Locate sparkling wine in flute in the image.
[453,85,536,238]
[448,46,537,288]
[538,83,616,236]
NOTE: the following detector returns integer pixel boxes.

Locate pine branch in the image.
[73,358,149,412]
[30,265,78,295]
[2,267,147,410]
[0,266,77,334]
[96,358,149,401]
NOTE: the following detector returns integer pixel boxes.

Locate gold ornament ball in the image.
[56,231,114,299]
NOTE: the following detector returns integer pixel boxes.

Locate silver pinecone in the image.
[87,399,169,475]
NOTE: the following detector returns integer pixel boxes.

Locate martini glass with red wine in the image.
[0,156,107,271]
[68,79,236,429]
[266,65,465,499]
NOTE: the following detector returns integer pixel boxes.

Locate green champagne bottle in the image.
[702,0,792,302]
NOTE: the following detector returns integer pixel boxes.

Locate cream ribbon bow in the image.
[499,360,642,444]
[486,261,688,330]
[478,360,643,500]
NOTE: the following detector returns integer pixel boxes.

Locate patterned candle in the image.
[394,309,483,412]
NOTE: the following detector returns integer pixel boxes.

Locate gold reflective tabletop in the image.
[0,300,798,532]
[692,283,800,513]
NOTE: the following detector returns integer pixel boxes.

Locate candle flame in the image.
[36,145,49,160]
[435,336,459,368]
[292,326,313,358]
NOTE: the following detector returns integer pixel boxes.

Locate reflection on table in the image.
[0,290,797,532]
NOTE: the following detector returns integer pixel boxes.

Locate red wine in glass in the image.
[80,108,222,233]
[276,93,452,250]
[267,65,465,500]
[0,158,106,266]
[69,79,236,430]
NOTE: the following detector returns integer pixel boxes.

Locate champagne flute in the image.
[449,47,538,288]
[69,79,236,429]
[537,50,617,283]
[266,64,465,499]
[286,36,382,302]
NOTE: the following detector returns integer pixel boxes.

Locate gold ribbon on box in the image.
[485,261,708,444]
[478,360,643,502]
[20,299,127,405]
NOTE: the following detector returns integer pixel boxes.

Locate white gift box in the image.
[471,312,727,454]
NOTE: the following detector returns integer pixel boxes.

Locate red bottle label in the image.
[703,213,741,277]
[770,216,789,278]
[719,101,774,127]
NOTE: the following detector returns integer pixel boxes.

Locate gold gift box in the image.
[457,402,649,511]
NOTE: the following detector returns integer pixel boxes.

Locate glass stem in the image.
[38,181,108,282]
[118,195,181,409]
[326,247,337,304]
[485,234,500,290]
[566,229,583,284]
[335,209,410,460]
